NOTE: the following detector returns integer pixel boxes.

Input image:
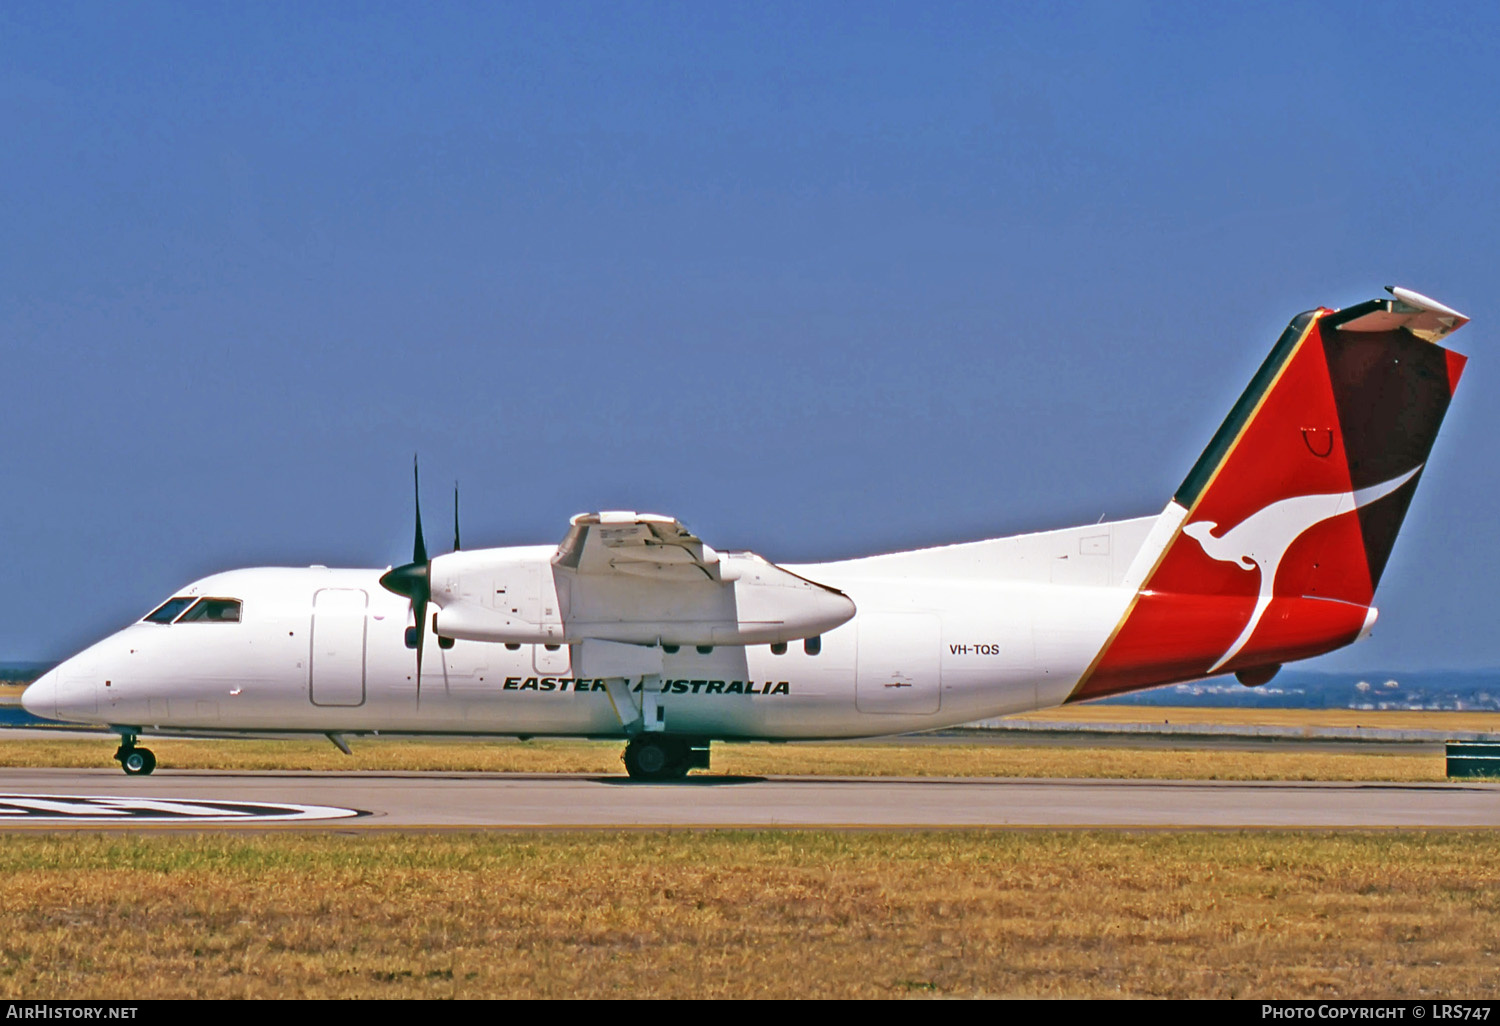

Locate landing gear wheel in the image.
[117,746,156,776]
[623,737,687,781]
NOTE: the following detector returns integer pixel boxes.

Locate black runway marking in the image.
[0,794,363,821]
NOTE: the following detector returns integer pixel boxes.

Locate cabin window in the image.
[770,642,787,655]
[696,645,713,654]
[662,645,679,654]
[175,598,243,623]
[803,636,821,656]
[143,597,195,624]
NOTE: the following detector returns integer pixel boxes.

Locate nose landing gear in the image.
[114,736,157,776]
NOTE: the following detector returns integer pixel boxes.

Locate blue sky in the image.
[3,1,1496,669]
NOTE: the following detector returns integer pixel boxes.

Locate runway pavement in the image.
[2,768,1498,828]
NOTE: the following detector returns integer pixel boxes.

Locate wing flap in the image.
[554,512,720,581]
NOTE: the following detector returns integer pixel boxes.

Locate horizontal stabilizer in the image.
[1332,286,1469,343]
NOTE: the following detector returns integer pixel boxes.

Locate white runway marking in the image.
[0,793,362,822]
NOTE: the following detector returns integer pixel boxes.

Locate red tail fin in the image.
[1071,288,1468,701]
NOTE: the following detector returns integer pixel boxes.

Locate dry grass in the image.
[720,743,1441,782]
[0,830,1496,999]
[0,736,618,773]
[1028,704,1500,733]
[0,735,1445,780]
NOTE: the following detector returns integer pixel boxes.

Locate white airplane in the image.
[23,287,1471,778]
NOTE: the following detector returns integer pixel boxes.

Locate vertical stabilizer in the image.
[1070,289,1468,701]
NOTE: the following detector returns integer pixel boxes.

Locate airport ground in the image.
[2,829,1498,999]
[0,736,1456,784]
[2,704,1497,998]
[0,702,1493,779]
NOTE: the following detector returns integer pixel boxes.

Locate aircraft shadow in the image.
[591,775,767,786]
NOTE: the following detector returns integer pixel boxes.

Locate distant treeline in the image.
[1104,670,1500,711]
[0,663,55,684]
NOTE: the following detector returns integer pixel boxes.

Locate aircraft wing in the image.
[432,510,853,646]
[552,512,721,581]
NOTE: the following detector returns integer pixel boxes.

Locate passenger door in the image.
[309,588,368,707]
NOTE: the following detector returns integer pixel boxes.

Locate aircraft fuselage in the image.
[26,549,1138,740]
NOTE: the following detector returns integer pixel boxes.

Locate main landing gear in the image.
[622,736,711,781]
[114,735,156,776]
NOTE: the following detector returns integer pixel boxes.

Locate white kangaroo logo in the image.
[1182,465,1420,672]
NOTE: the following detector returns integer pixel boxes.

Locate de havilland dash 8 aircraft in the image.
[23,287,1471,778]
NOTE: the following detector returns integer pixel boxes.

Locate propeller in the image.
[378,456,431,689]
[453,481,461,552]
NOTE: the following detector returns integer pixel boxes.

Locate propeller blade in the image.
[453,481,461,552]
[412,455,428,567]
[377,454,434,691]
[413,593,427,698]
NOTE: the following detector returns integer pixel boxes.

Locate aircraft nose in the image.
[21,660,100,723]
[20,669,58,720]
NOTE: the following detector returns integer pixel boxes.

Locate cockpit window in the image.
[144,597,195,624]
[175,598,242,623]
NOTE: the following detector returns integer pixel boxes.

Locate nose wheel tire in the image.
[118,747,156,776]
